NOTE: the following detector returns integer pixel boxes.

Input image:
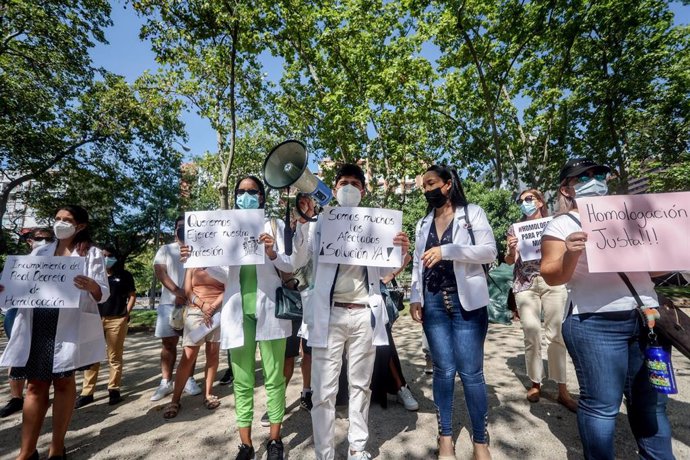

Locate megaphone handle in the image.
[284,188,293,256]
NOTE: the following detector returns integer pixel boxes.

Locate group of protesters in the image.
[0,158,678,460]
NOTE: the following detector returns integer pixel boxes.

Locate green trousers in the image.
[230,314,286,427]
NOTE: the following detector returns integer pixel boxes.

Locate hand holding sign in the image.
[514,217,553,262]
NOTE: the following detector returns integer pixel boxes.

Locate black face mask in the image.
[176,225,185,243]
[425,187,448,209]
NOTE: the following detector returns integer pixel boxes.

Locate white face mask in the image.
[336,184,362,207]
[31,239,49,249]
[574,178,608,198]
[53,221,76,240]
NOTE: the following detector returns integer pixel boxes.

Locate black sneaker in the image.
[300,390,313,411]
[266,439,284,460]
[0,397,23,417]
[74,394,94,409]
[219,368,234,385]
[235,443,255,460]
[108,389,123,406]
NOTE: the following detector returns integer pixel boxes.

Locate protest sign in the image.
[514,216,553,262]
[577,192,690,272]
[183,209,265,268]
[1,256,84,309]
[318,207,403,267]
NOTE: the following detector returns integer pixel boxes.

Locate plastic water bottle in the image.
[644,345,678,394]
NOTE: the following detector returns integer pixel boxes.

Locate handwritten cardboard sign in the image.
[318,206,402,268]
[514,216,553,262]
[1,256,84,309]
[183,209,265,268]
[577,192,690,272]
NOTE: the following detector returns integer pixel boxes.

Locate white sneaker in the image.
[347,450,371,460]
[184,377,202,396]
[397,385,419,411]
[150,381,173,401]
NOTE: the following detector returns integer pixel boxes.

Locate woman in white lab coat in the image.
[0,205,109,460]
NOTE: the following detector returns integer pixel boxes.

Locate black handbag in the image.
[655,293,690,360]
[275,279,303,321]
[387,278,406,311]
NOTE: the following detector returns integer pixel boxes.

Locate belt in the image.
[333,302,368,309]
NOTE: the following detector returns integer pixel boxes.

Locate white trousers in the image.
[311,307,376,460]
[515,276,568,384]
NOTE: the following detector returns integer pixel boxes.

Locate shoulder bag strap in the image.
[463,204,498,288]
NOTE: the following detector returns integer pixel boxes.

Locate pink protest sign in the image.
[577,192,690,273]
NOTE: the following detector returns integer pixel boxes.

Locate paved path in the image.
[1,316,689,459]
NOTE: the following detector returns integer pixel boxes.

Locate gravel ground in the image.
[1,315,689,459]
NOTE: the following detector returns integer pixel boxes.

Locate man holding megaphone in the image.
[287,162,410,460]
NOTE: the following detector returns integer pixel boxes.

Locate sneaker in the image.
[300,390,313,411]
[0,397,23,417]
[150,381,173,401]
[219,368,234,385]
[260,410,270,427]
[235,443,255,460]
[397,385,419,411]
[266,439,284,460]
[424,355,433,375]
[74,394,94,408]
[184,377,202,396]
[108,389,123,406]
[347,450,372,460]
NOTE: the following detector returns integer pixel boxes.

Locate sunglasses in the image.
[32,236,53,242]
[577,173,607,183]
[236,189,260,195]
[516,195,536,204]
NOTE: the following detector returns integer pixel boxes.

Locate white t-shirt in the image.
[332,264,369,304]
[153,242,185,305]
[542,211,658,316]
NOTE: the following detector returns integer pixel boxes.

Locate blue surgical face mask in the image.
[105,257,117,269]
[236,192,260,210]
[574,178,608,197]
[520,201,538,217]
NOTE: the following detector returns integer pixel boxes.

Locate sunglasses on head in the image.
[32,236,53,242]
[516,195,536,204]
[576,173,607,183]
[236,189,260,195]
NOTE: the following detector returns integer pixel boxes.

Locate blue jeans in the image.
[422,290,489,442]
[3,308,17,339]
[563,309,674,460]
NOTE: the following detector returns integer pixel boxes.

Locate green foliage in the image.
[464,180,522,260]
[0,1,186,257]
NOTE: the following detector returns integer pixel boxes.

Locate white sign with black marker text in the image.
[1,256,84,309]
[318,206,403,268]
[183,209,265,268]
[514,216,553,262]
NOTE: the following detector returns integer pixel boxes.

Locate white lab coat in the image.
[410,204,497,310]
[209,218,293,350]
[291,215,395,349]
[0,242,109,373]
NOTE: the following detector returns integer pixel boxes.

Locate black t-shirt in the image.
[98,270,136,317]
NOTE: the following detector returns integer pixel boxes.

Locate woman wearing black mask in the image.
[409,165,497,460]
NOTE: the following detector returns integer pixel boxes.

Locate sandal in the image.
[203,395,221,410]
[163,401,181,419]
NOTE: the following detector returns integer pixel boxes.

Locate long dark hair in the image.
[233,175,266,209]
[56,205,93,256]
[425,164,468,214]
[102,244,124,273]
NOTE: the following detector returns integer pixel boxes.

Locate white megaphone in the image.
[263,140,332,206]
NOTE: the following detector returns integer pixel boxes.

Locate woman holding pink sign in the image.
[541,159,673,460]
[505,188,577,412]
[0,205,109,460]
